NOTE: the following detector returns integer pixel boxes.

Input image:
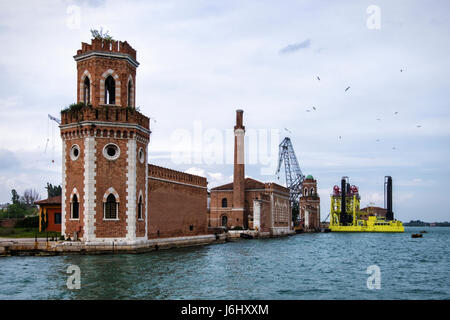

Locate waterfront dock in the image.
[0,230,295,256]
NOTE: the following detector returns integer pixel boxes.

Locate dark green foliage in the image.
[3,203,27,218]
[11,189,20,204]
[46,183,62,198]
[61,102,87,113]
[15,215,39,228]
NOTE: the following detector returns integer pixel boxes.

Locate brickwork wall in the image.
[63,136,85,238]
[148,165,207,238]
[300,178,320,230]
[209,190,233,227]
[75,38,137,108]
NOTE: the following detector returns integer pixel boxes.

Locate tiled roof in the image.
[211,177,272,191]
[34,195,62,205]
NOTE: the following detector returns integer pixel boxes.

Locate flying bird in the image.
[284,128,292,134]
[339,136,342,139]
[306,109,311,112]
[312,106,316,111]
[394,111,398,115]
[392,147,396,150]
[345,86,351,92]
[376,118,381,121]
[376,139,380,142]
[317,76,321,81]
[400,69,404,72]
[417,125,422,128]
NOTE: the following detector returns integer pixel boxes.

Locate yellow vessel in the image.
[329,176,404,233]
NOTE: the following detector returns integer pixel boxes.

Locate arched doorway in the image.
[221,215,228,227]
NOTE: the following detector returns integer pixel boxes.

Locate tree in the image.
[90,28,114,41]
[11,189,20,204]
[46,183,62,198]
[21,189,40,206]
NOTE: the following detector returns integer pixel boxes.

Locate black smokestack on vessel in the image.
[341,177,346,224]
[385,176,393,220]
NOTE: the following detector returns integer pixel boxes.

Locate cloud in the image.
[279,39,311,54]
[0,1,449,222]
[184,167,206,177]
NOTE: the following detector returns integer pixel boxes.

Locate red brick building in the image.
[209,110,291,235]
[59,37,207,242]
[35,196,62,233]
[299,175,320,231]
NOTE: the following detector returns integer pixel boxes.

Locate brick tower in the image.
[60,38,150,243]
[299,175,320,231]
[233,109,246,227]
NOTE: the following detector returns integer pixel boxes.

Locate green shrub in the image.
[16,216,39,228]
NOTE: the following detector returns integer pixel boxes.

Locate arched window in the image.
[127,79,133,107]
[83,77,90,104]
[304,188,308,196]
[138,195,143,220]
[104,193,118,219]
[71,194,79,219]
[221,215,228,227]
[105,75,115,105]
[221,198,227,208]
[310,187,315,196]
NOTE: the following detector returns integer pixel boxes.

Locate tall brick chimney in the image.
[233,109,245,215]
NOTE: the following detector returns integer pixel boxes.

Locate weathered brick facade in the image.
[60,38,209,243]
[299,176,320,230]
[148,165,207,238]
[61,38,149,242]
[210,110,291,235]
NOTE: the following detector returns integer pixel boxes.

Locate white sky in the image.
[0,0,449,222]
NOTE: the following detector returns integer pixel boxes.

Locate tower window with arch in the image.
[83,77,90,104]
[104,193,118,220]
[105,75,115,105]
[310,187,315,196]
[127,78,133,107]
[138,195,143,220]
[304,188,308,196]
[71,194,79,219]
[221,198,228,208]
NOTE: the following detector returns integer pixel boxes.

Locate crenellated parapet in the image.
[60,104,150,133]
[148,164,207,187]
[76,38,137,63]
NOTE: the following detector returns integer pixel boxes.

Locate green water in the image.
[0,227,449,299]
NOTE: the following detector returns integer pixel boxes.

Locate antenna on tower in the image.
[47,114,61,164]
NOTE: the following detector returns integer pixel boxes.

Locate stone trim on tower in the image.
[80,70,92,104]
[83,136,97,241]
[127,75,135,108]
[99,69,121,106]
[69,188,80,220]
[61,140,66,236]
[126,137,137,241]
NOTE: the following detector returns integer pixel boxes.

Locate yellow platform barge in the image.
[329,176,404,233]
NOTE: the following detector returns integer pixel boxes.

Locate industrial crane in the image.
[276,137,305,204]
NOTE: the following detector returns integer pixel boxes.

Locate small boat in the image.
[240,233,253,239]
[411,233,423,238]
[420,230,427,233]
